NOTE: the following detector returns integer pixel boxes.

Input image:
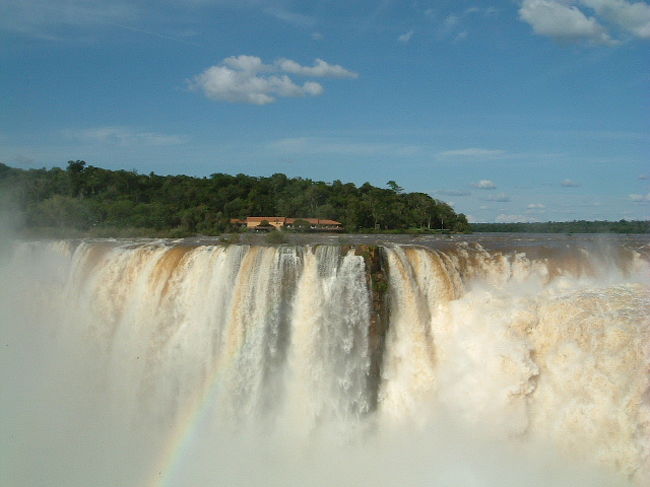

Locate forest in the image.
[471,221,649,234]
[0,161,470,236]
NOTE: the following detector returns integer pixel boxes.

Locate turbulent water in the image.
[1,237,649,487]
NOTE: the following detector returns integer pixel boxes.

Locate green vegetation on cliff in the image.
[0,161,469,236]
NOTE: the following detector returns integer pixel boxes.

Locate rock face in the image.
[355,245,390,412]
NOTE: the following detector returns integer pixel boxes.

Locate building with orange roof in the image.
[233,216,343,231]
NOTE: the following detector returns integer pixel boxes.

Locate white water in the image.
[1,238,649,486]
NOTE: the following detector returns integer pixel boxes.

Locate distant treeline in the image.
[0,161,469,236]
[472,221,650,234]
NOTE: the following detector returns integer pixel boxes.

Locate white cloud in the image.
[398,30,414,43]
[484,192,511,202]
[629,193,650,201]
[472,179,497,189]
[277,58,358,78]
[67,126,188,146]
[519,0,616,44]
[223,54,270,73]
[302,82,324,96]
[439,148,506,158]
[190,55,358,105]
[527,203,546,209]
[561,178,580,187]
[581,0,650,38]
[190,67,312,104]
[311,32,323,40]
[519,0,650,43]
[639,174,649,180]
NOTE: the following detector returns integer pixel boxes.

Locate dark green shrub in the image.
[266,230,288,244]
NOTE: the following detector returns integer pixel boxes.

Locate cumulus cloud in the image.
[519,0,616,44]
[67,126,188,146]
[439,148,506,158]
[189,55,357,104]
[190,66,321,104]
[519,0,650,43]
[276,58,358,78]
[222,54,270,72]
[629,193,650,201]
[398,30,414,43]
[561,178,580,187]
[581,0,650,38]
[472,179,497,189]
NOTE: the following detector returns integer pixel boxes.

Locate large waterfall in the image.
[2,238,649,487]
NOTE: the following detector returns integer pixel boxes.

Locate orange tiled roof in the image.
[245,216,342,225]
[286,218,342,225]
[246,217,286,223]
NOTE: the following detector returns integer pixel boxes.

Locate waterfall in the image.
[2,238,648,486]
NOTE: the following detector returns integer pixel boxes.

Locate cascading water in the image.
[1,237,648,486]
[380,243,650,484]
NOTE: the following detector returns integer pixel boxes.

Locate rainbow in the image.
[144,355,224,487]
[144,246,264,487]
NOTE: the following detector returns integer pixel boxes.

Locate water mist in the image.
[1,238,648,486]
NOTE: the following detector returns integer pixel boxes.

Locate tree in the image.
[292,219,311,232]
[66,160,87,198]
[2,161,477,235]
[386,180,404,193]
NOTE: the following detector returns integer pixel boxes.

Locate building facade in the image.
[230,217,343,231]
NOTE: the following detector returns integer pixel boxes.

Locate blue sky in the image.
[1,0,648,222]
